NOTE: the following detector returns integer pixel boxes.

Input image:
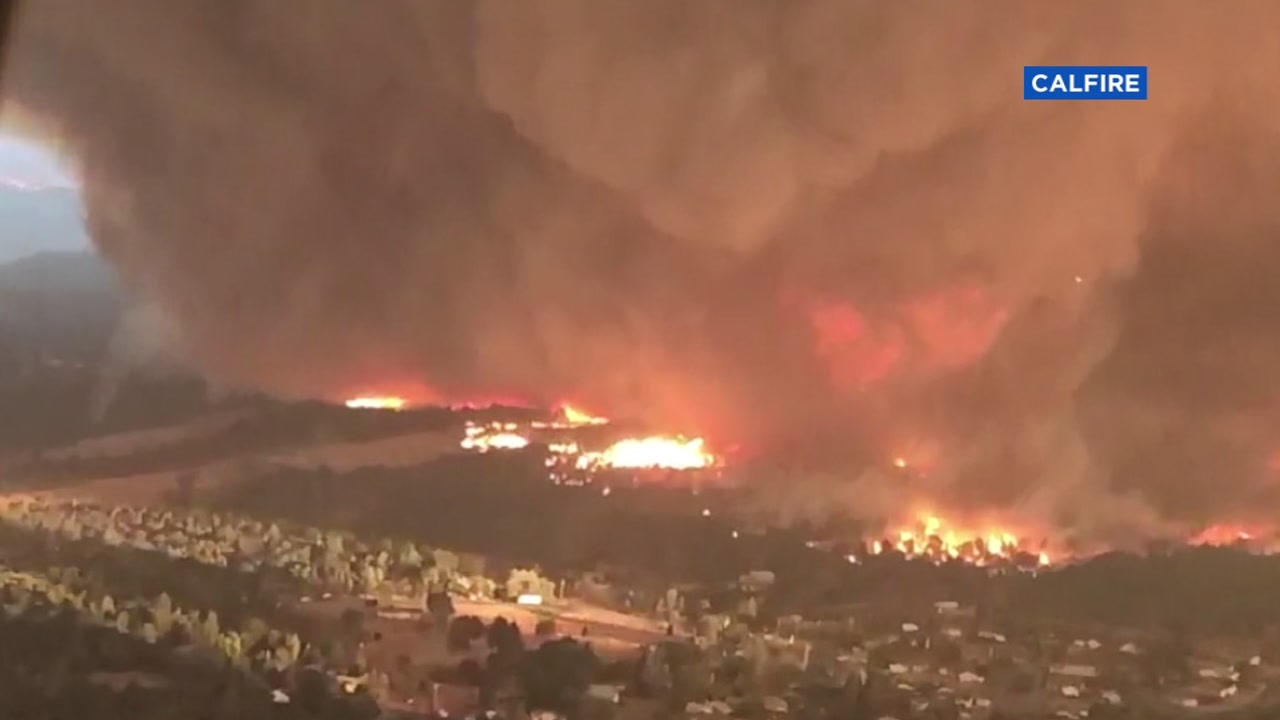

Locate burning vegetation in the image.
[458,404,718,483]
[343,396,408,411]
[868,514,1053,570]
[339,395,1280,573]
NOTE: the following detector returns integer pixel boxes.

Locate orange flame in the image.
[577,436,715,471]
[344,396,408,411]
[560,405,609,427]
[871,512,1050,567]
[460,421,530,452]
[1189,523,1263,547]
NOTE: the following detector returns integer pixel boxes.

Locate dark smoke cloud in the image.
[8,0,1280,541]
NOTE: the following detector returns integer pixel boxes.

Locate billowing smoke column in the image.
[9,0,1280,543]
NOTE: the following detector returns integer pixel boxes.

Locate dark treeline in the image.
[0,522,305,632]
[0,603,379,720]
[211,454,1005,617]
[0,375,215,454]
[11,402,465,488]
[213,451,768,585]
[1017,547,1280,637]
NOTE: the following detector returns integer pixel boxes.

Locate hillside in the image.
[0,250,118,363]
[0,251,223,449]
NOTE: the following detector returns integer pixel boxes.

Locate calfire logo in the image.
[1023,66,1148,100]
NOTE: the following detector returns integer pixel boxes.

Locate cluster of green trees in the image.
[1,498,577,616]
[0,566,379,719]
[1,565,302,673]
[440,613,611,717]
[0,498,577,707]
[0,499,486,712]
[214,453,763,585]
[0,499,504,601]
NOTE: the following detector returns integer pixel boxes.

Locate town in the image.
[4,446,1280,720]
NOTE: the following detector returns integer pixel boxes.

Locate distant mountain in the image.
[0,186,89,263]
[0,250,119,364]
[0,251,117,448]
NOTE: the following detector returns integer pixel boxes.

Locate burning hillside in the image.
[443,401,1280,573]
[337,394,1280,570]
[456,405,719,484]
[868,513,1053,569]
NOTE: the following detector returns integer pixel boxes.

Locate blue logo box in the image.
[1023,66,1148,100]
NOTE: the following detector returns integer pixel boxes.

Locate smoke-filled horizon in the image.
[8,0,1280,542]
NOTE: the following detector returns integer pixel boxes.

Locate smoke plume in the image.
[8,0,1280,540]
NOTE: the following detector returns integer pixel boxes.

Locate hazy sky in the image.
[0,132,87,261]
[0,133,75,187]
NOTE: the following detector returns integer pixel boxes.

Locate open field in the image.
[261,429,458,473]
[39,410,251,462]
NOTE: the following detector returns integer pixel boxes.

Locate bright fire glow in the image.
[561,405,608,427]
[469,404,718,473]
[1187,523,1278,549]
[345,396,408,411]
[869,513,1050,568]
[460,421,530,452]
[577,436,715,471]
[531,404,611,430]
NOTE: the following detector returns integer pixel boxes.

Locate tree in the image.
[201,611,221,646]
[663,642,712,707]
[524,637,599,715]
[447,616,486,653]
[506,569,547,599]
[242,617,270,650]
[398,542,423,569]
[487,617,524,656]
[340,608,366,643]
[285,633,303,665]
[457,553,486,577]
[432,550,459,575]
[427,590,454,631]
[153,593,174,634]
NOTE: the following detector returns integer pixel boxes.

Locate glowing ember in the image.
[577,436,715,471]
[345,396,407,410]
[460,421,530,452]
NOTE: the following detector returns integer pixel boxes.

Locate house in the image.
[1045,696,1093,720]
[425,682,480,717]
[586,684,624,703]
[1048,664,1099,680]
[1045,664,1100,699]
[934,601,977,622]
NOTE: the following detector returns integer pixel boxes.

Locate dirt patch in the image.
[43,411,250,462]
[263,429,458,473]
